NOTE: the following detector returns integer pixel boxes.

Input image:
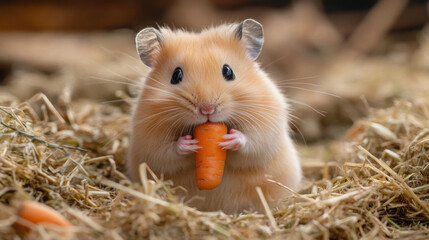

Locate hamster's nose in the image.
[199,104,217,115]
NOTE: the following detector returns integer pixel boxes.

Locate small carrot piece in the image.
[17,201,72,232]
[194,122,227,190]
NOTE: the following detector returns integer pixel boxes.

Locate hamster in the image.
[127,19,302,213]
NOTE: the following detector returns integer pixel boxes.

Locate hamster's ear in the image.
[234,19,264,61]
[136,27,162,67]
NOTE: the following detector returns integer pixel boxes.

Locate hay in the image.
[1,91,429,239]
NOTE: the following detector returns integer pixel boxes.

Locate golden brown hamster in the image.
[127,19,302,213]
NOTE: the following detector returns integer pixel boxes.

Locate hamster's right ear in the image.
[136,27,162,67]
[234,19,264,61]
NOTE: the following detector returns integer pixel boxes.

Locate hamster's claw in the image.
[219,129,247,151]
[176,135,201,155]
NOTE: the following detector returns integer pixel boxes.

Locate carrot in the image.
[17,201,72,232]
[194,122,227,190]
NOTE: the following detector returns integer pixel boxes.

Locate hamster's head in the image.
[135,19,286,135]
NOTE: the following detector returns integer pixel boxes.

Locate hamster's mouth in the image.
[199,121,235,132]
[183,114,238,136]
[190,121,230,128]
[185,121,234,137]
[202,115,232,128]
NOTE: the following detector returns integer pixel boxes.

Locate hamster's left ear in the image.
[136,27,162,67]
[234,19,264,61]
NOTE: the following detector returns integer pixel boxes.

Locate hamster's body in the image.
[127,19,302,213]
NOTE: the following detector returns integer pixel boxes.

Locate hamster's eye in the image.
[222,64,235,81]
[171,67,183,85]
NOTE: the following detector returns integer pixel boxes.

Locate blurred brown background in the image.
[0,0,428,144]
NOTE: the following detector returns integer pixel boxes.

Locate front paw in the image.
[176,135,201,155]
[219,129,247,151]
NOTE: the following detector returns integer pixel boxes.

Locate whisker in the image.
[233,101,304,125]
[101,98,135,104]
[122,63,148,76]
[275,82,321,88]
[87,76,142,88]
[287,99,326,117]
[235,110,278,135]
[91,58,141,84]
[138,98,180,103]
[148,112,184,139]
[108,69,140,84]
[143,75,169,88]
[281,86,340,98]
[116,50,140,61]
[99,47,147,75]
[232,101,281,108]
[161,114,188,144]
[176,116,188,143]
[288,113,303,124]
[262,55,290,69]
[240,110,280,133]
[282,75,320,82]
[100,46,138,60]
[141,85,183,101]
[132,107,182,128]
[232,103,283,115]
[232,94,269,100]
[232,113,260,135]
[288,120,307,146]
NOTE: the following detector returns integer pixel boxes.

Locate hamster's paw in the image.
[219,129,247,151]
[176,135,201,155]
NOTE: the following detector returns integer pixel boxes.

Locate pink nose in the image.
[199,104,217,115]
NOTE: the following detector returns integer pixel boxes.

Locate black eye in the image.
[222,64,235,81]
[171,67,183,85]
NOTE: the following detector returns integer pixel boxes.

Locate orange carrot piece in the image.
[194,122,227,190]
[17,201,72,232]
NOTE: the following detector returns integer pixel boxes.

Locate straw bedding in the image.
[0,90,429,239]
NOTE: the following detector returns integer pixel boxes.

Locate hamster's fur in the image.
[127,19,302,213]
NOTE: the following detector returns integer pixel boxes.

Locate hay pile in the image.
[279,99,429,239]
[1,91,429,239]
